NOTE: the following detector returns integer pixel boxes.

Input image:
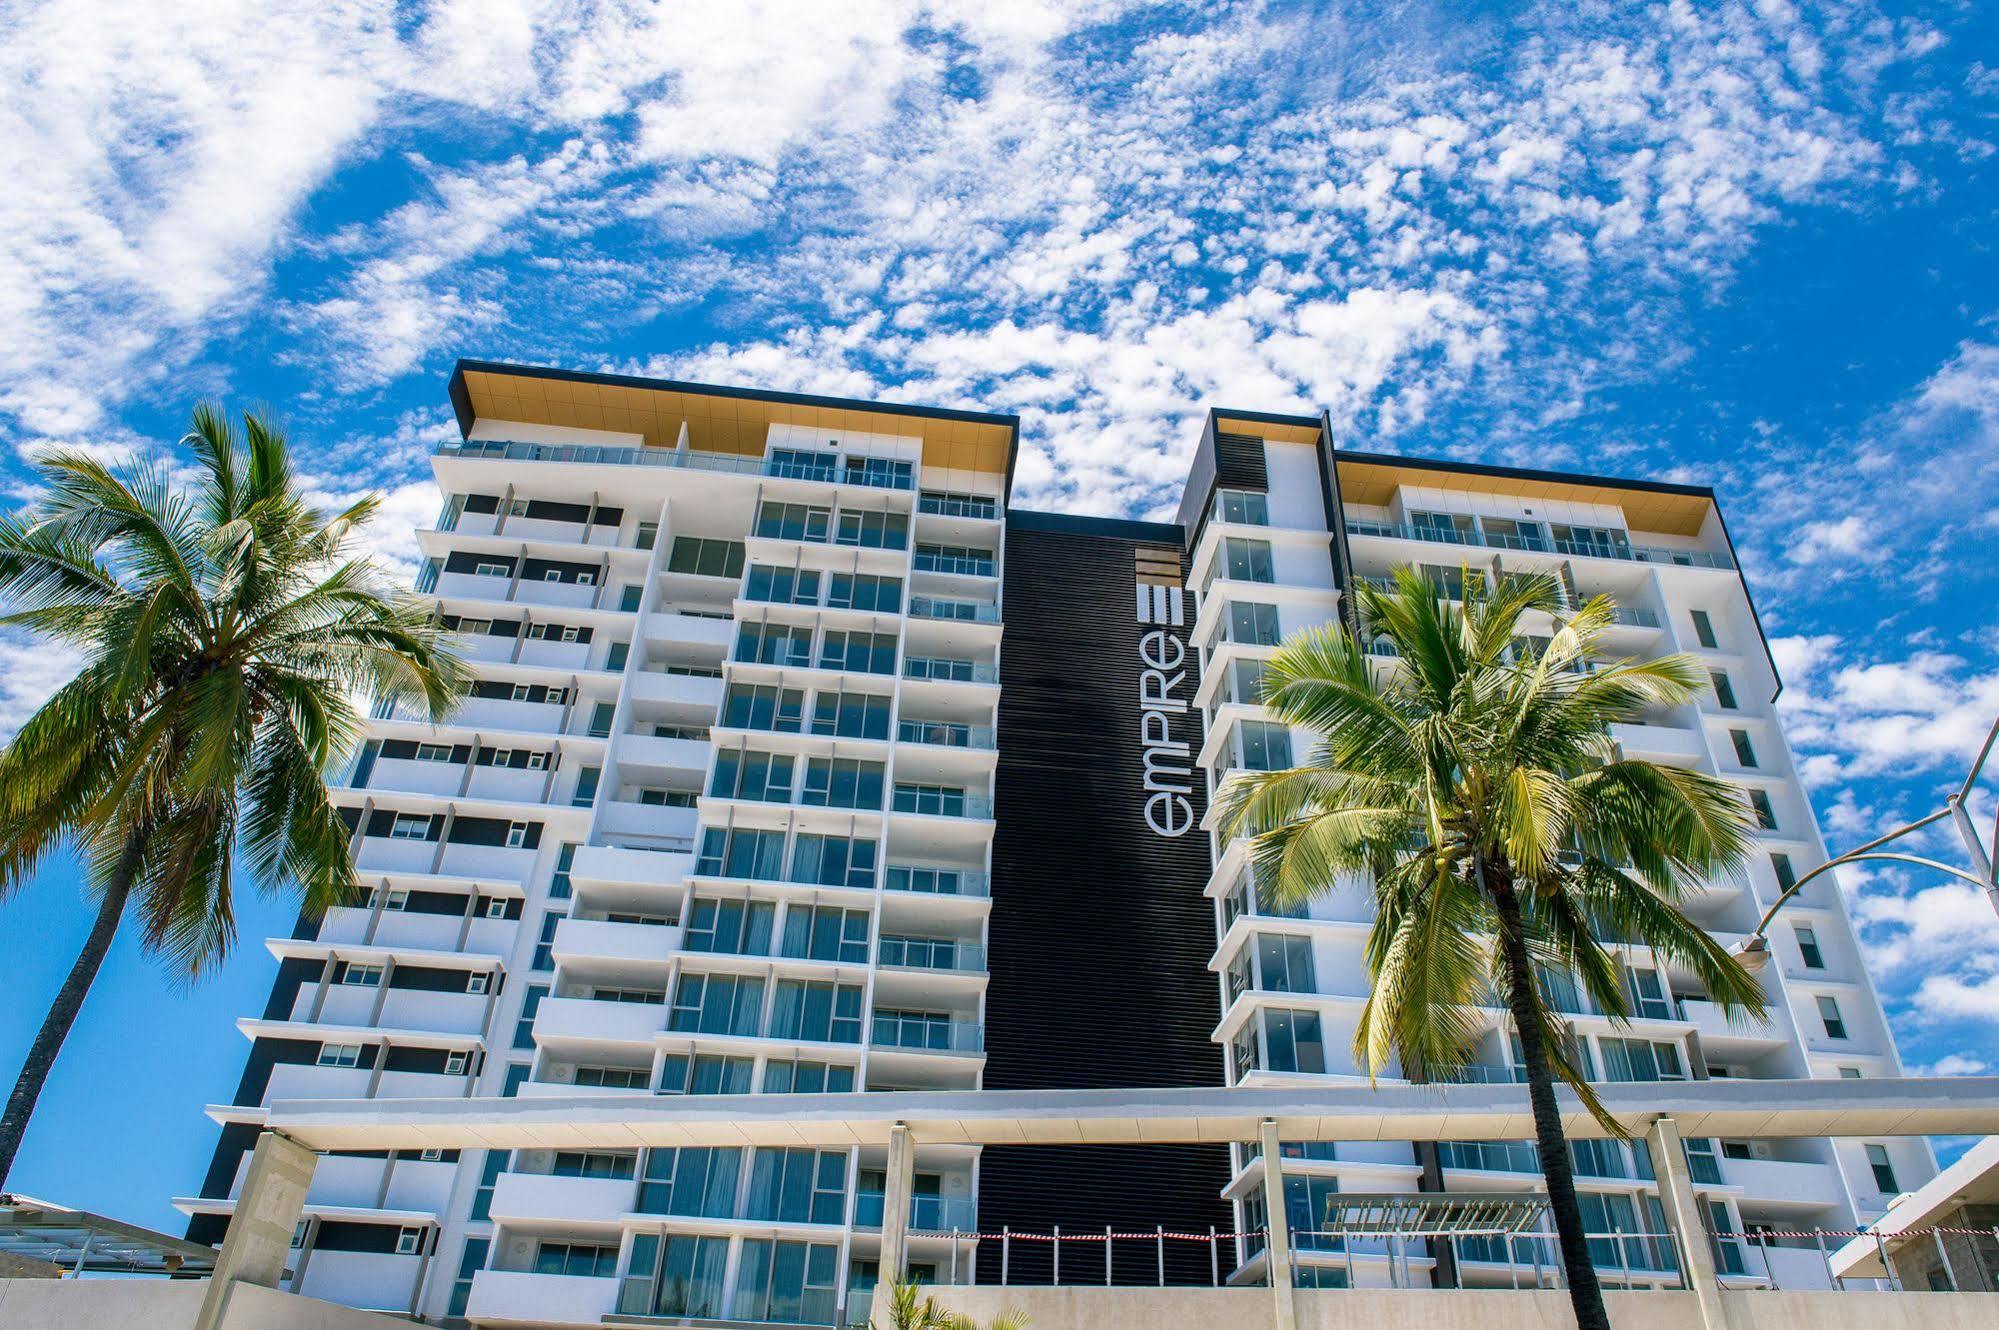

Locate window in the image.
[531,914,562,972]
[735,621,813,667]
[636,1147,743,1218]
[571,765,600,808]
[317,1042,364,1068]
[535,1241,618,1278]
[696,826,787,881]
[383,888,408,911]
[514,986,547,1050]
[762,1059,856,1093]
[1710,670,1737,709]
[634,521,658,550]
[826,572,903,611]
[1228,601,1280,646]
[668,536,747,578]
[473,560,509,577]
[1838,1066,1863,1079]
[604,641,629,671]
[819,630,897,674]
[396,1226,424,1256]
[1256,934,1316,993]
[1865,1144,1899,1194]
[445,1051,470,1075]
[709,749,797,803]
[1550,523,1631,558]
[1410,510,1476,543]
[340,963,384,987]
[686,897,776,956]
[811,691,891,740]
[657,1053,756,1096]
[1729,729,1757,768]
[388,813,430,840]
[913,544,992,577]
[1771,852,1797,892]
[621,1233,729,1319]
[788,834,877,890]
[573,1065,648,1089]
[447,1238,490,1319]
[1599,1037,1687,1082]
[468,1151,507,1222]
[552,1149,637,1179]
[743,1148,847,1223]
[550,843,577,899]
[1223,537,1275,583]
[779,905,870,963]
[619,585,643,612]
[723,683,805,733]
[1264,1009,1326,1074]
[504,821,528,849]
[744,565,822,606]
[1816,994,1848,1040]
[1689,610,1719,647]
[501,1063,529,1097]
[834,508,908,549]
[1238,721,1292,771]
[768,979,864,1043]
[1215,489,1269,525]
[669,972,767,1036]
[414,742,454,762]
[1794,925,1824,969]
[754,502,831,542]
[526,751,548,770]
[1481,516,1546,551]
[1748,789,1777,830]
[485,897,508,918]
[588,702,616,738]
[733,1239,841,1324]
[800,757,885,810]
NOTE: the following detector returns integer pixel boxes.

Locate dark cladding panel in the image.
[982,513,1229,1281]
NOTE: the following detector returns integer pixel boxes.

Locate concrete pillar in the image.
[192,1131,318,1330]
[869,1123,916,1327]
[1258,1118,1297,1330]
[1646,1115,1727,1330]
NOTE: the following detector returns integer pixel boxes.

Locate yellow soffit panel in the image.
[461,369,1013,474]
[1334,459,1712,537]
[1215,415,1321,447]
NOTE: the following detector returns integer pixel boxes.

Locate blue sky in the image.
[2,0,1997,1231]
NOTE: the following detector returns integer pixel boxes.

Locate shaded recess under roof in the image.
[0,1194,219,1275]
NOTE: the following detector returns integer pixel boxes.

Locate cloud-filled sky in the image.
[1,0,1997,1225]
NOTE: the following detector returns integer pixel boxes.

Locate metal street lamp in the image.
[1732,715,1999,974]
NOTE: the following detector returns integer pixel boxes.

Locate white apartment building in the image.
[177,364,1932,1324]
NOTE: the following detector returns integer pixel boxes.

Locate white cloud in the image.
[0,631,82,742]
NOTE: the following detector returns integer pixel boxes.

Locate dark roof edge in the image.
[447,359,1022,434]
[1006,508,1185,543]
[1331,447,1715,500]
[1211,405,1322,430]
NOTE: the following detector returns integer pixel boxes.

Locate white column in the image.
[1647,1114,1727,1330]
[1258,1118,1296,1330]
[192,1131,318,1330]
[870,1122,916,1326]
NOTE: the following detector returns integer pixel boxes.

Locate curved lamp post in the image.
[1732,715,1999,973]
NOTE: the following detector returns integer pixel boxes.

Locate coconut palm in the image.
[1216,567,1765,1330]
[0,406,465,1185]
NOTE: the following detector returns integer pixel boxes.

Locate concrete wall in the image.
[925,1285,1999,1330]
[0,1279,414,1330]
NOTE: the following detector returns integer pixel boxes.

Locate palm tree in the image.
[1216,567,1765,1330]
[870,1278,1024,1330]
[0,406,465,1185]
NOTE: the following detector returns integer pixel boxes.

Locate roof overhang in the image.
[1830,1133,1999,1278]
[260,1077,1999,1154]
[447,359,1020,494]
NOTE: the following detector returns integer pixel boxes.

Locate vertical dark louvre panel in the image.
[982,518,1230,1284]
[1213,432,1269,491]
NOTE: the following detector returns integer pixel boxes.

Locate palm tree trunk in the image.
[1488,871,1611,1330]
[0,838,140,1187]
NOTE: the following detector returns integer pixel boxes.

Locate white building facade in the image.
[178,367,1930,1323]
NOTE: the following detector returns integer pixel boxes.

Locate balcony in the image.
[630,667,726,709]
[532,995,663,1046]
[890,789,993,820]
[918,493,999,520]
[885,866,990,898]
[897,720,996,750]
[910,596,1000,624]
[488,1170,635,1225]
[645,611,734,649]
[463,1269,619,1327]
[904,657,999,685]
[1608,720,1705,763]
[1719,1155,1847,1207]
[878,937,987,973]
[438,440,915,490]
[570,843,693,889]
[1344,518,1732,569]
[551,916,683,969]
[855,1191,979,1233]
[870,1014,983,1054]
